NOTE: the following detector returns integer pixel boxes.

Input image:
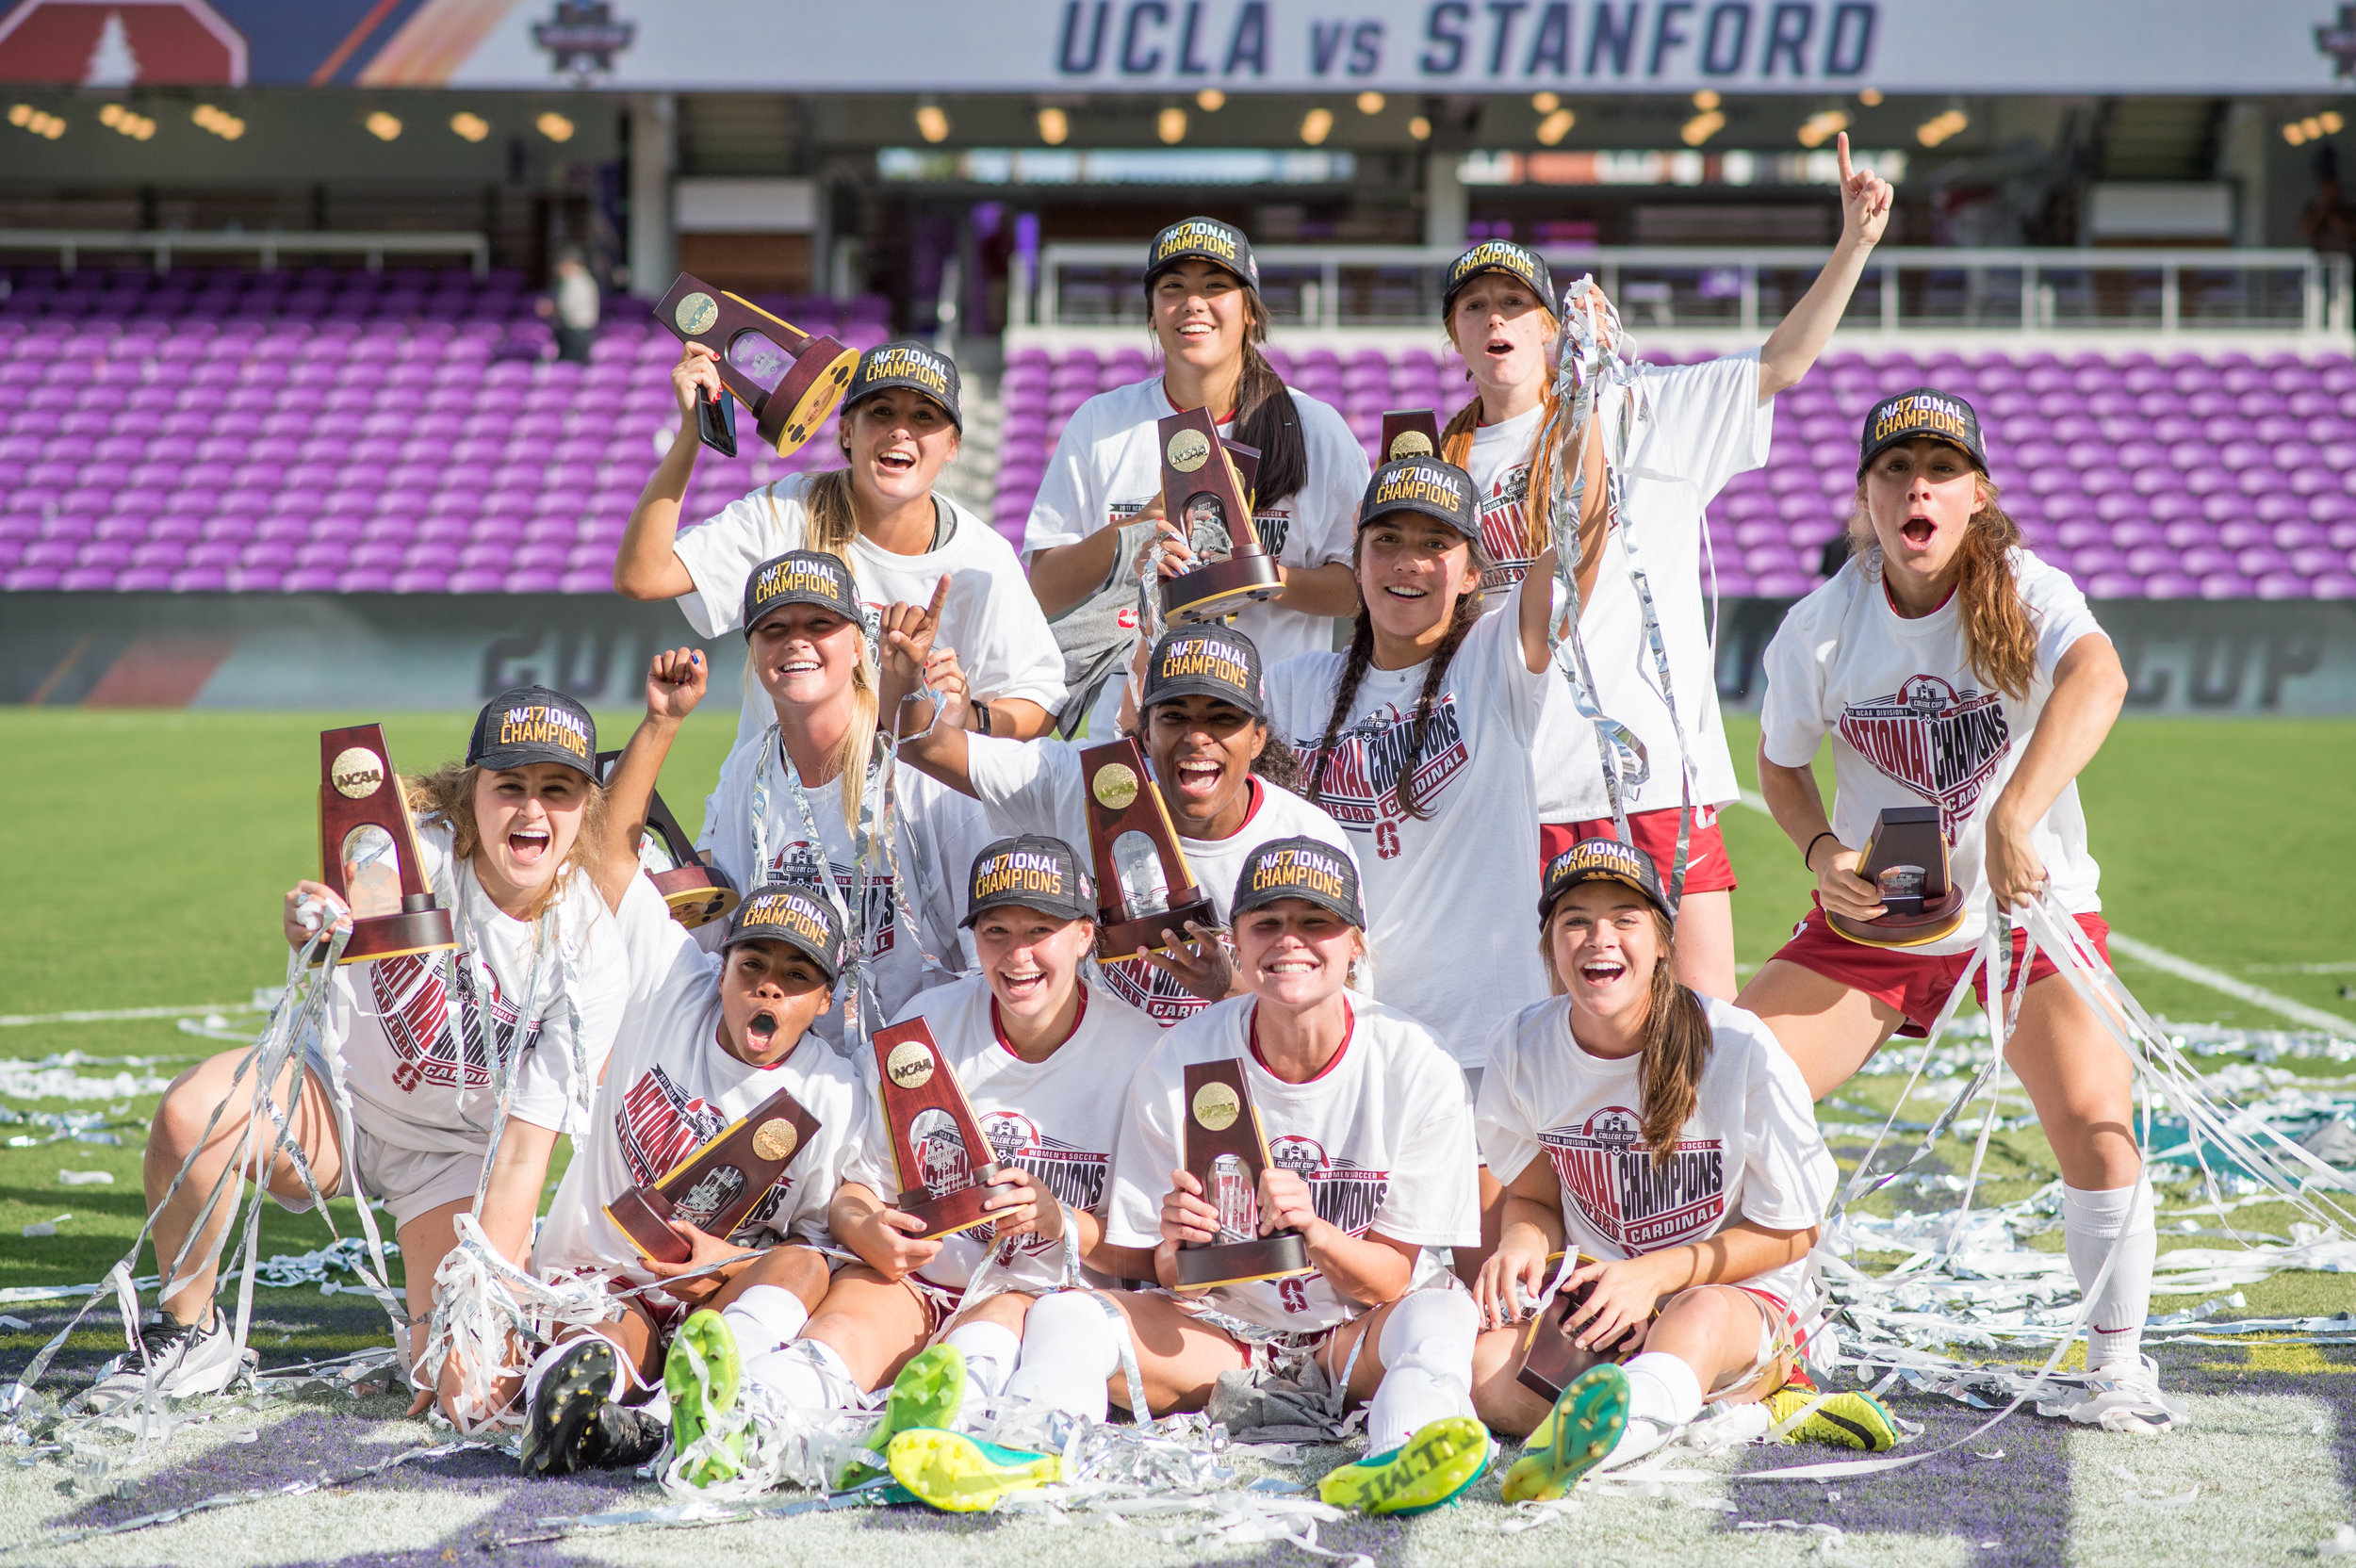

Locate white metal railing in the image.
[1017,243,2354,339]
[0,229,493,277]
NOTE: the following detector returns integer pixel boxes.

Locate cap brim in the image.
[958,893,1094,928]
[471,745,594,776]
[1359,497,1476,538]
[1857,432,1986,479]
[744,593,858,635]
[1539,869,1668,920]
[720,927,842,985]
[847,382,960,429]
[1140,677,1264,721]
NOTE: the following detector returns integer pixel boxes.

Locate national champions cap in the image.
[1232,835,1365,928]
[742,548,862,636]
[1538,836,1673,923]
[467,685,596,775]
[1441,239,1557,318]
[846,338,961,431]
[1139,624,1265,721]
[1358,455,1479,539]
[722,881,849,983]
[1144,216,1260,292]
[961,834,1095,927]
[1857,387,1989,478]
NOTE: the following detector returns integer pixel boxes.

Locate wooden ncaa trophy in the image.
[1514,1260,1638,1400]
[1158,406,1283,625]
[873,1018,1007,1239]
[595,750,741,930]
[317,726,456,967]
[604,1084,823,1266]
[1827,806,1966,948]
[1380,409,1441,465]
[1078,738,1216,959]
[655,272,858,459]
[1172,1059,1312,1289]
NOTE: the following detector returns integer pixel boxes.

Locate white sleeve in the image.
[1103,1051,1183,1249]
[1021,412,1101,555]
[1369,1037,1481,1248]
[1476,584,1547,742]
[613,872,709,1025]
[781,1064,866,1247]
[1472,1012,1544,1184]
[1644,351,1773,502]
[507,986,586,1135]
[962,735,1087,845]
[1757,596,1832,771]
[702,737,761,891]
[1733,1021,1838,1234]
[2020,551,2108,679]
[842,1054,901,1200]
[1294,393,1369,568]
[955,534,1071,711]
[673,487,793,640]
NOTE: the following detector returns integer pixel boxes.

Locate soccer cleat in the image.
[520,1338,666,1477]
[832,1344,967,1491]
[1766,1387,1902,1451]
[885,1428,1059,1512]
[81,1309,253,1413]
[2063,1356,2184,1435]
[1317,1416,1492,1515]
[1501,1364,1629,1504]
[664,1309,746,1487]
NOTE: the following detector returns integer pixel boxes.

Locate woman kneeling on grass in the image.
[1469,838,1894,1500]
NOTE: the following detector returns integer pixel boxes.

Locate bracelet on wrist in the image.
[1804,830,1838,872]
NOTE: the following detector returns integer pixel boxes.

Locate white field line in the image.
[1727,791,2356,1035]
[0,1002,264,1028]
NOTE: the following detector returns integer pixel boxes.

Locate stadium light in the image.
[450,111,490,143]
[1692,90,1721,110]
[536,110,575,142]
[1301,106,1333,145]
[9,104,65,139]
[100,103,155,140]
[1408,115,1432,141]
[1857,88,1884,106]
[1537,107,1576,145]
[1158,106,1186,144]
[915,104,950,143]
[1038,106,1069,145]
[1531,91,1560,113]
[1916,107,1968,147]
[193,103,244,140]
[366,110,401,141]
[1682,109,1725,146]
[1797,108,1848,148]
[1196,88,1225,111]
[1357,90,1385,115]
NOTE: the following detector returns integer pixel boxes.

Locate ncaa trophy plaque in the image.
[1380,408,1441,464]
[1079,737,1216,959]
[1827,806,1966,948]
[317,726,457,966]
[595,750,741,930]
[873,1018,1007,1239]
[603,1083,824,1266]
[655,272,858,460]
[1514,1258,1639,1400]
[1158,406,1283,625]
[1172,1059,1311,1289]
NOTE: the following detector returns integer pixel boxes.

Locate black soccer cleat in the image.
[521,1338,663,1477]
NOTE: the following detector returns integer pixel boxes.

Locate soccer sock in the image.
[942,1319,1022,1402]
[719,1283,810,1360]
[1003,1290,1119,1422]
[2062,1177,2156,1371]
[1364,1287,1479,1454]
[743,1336,860,1413]
[1620,1351,1705,1429]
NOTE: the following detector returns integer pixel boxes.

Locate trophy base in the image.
[1827,890,1968,950]
[605,1189,692,1266]
[1096,892,1218,960]
[1173,1232,1312,1290]
[1513,1274,1636,1401]
[1163,555,1284,626]
[757,336,859,457]
[898,1168,1011,1241]
[651,865,741,930]
[328,907,458,967]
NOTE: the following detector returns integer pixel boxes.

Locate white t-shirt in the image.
[1104,995,1479,1333]
[701,732,990,1050]
[1265,597,1546,1069]
[673,474,1069,757]
[533,899,863,1290]
[1475,994,1834,1308]
[843,973,1162,1293]
[961,734,1365,1024]
[328,819,632,1154]
[1758,547,2108,956]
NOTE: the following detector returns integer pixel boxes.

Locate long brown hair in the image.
[403,762,607,923]
[1440,305,1562,562]
[1141,277,1307,508]
[799,466,859,560]
[1851,472,2037,701]
[1540,905,1714,1165]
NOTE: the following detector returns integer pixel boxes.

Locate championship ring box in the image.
[1514,1254,1638,1401]
[1827,806,1966,948]
[1172,1059,1312,1290]
[596,750,742,930]
[1079,736,1216,959]
[1157,406,1283,625]
[317,726,456,967]
[873,1018,1010,1240]
[655,272,857,459]
[1379,409,1440,464]
[604,1084,823,1266]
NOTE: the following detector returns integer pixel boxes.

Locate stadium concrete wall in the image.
[3,594,2354,715]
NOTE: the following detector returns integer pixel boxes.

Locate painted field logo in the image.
[1836,673,2010,841]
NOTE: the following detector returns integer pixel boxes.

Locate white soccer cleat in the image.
[2060,1355,2185,1435]
[80,1310,254,1413]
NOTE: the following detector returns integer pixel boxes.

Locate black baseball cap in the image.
[1358,456,1479,539]
[1441,239,1556,318]
[1140,624,1265,721]
[467,686,596,776]
[961,835,1095,927]
[722,881,849,983]
[1232,836,1364,928]
[1144,216,1260,293]
[1538,836,1672,923]
[1857,387,1989,478]
[846,338,961,432]
[742,548,861,636]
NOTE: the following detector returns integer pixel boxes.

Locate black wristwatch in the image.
[972,701,993,737]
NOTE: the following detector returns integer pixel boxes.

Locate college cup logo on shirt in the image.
[965,1109,1110,1257]
[1476,463,1535,593]
[768,841,895,956]
[1540,1106,1726,1252]
[370,950,541,1094]
[1295,697,1471,838]
[1836,673,2011,841]
[1266,1135,1389,1238]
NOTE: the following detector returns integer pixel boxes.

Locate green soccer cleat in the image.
[1501,1364,1630,1504]
[832,1344,967,1491]
[884,1428,1060,1512]
[1317,1415,1493,1515]
[1766,1387,1901,1451]
[663,1308,745,1488]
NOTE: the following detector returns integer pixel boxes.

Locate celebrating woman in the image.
[1735,389,2175,1433]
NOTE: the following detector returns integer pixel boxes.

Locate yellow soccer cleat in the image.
[1502,1364,1630,1504]
[884,1428,1060,1512]
[832,1344,968,1491]
[1766,1387,1901,1451]
[663,1309,745,1487]
[1317,1415,1492,1515]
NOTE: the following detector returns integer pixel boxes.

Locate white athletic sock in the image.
[1620,1351,1704,1429]
[1364,1287,1479,1454]
[1003,1291,1118,1422]
[743,1337,860,1413]
[2062,1178,2155,1371]
[719,1284,810,1361]
[942,1319,1022,1402]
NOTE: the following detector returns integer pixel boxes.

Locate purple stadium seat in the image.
[449,568,505,593]
[2139,571,2200,598]
[170,566,229,592]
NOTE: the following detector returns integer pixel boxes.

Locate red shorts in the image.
[1541,805,1737,894]
[1770,904,2112,1037]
